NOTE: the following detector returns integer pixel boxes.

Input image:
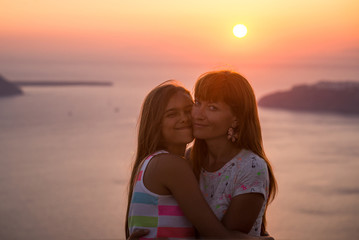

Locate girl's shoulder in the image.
[140,150,169,169]
[150,151,191,170]
[152,151,184,161]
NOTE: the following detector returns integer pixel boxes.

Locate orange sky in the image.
[1,0,358,67]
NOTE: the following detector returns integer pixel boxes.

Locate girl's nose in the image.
[181,110,191,123]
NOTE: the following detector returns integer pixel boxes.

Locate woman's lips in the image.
[193,122,208,128]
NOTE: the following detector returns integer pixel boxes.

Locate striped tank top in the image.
[128,150,196,239]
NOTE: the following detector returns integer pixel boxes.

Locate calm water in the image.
[1,67,359,239]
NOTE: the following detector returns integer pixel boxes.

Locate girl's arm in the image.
[151,154,249,239]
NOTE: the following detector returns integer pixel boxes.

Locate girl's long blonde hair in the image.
[125,80,191,238]
[190,70,277,235]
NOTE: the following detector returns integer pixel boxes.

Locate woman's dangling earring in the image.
[227,121,239,143]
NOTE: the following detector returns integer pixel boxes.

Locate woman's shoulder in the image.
[236,149,267,169]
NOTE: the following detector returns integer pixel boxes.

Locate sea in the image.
[0,62,359,240]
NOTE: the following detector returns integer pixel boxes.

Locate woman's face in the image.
[191,99,236,141]
[161,91,194,147]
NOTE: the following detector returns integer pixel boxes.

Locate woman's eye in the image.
[208,105,217,111]
[194,100,200,106]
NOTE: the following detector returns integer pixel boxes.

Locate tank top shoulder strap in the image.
[140,150,169,171]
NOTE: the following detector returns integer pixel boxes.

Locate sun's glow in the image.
[233,24,247,38]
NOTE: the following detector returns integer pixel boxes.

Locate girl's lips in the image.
[175,125,192,130]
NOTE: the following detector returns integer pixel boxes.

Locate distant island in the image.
[0,75,23,97]
[258,81,359,114]
[12,81,113,87]
[1,73,114,98]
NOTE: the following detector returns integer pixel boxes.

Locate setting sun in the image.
[233,24,247,38]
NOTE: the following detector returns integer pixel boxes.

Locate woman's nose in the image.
[192,105,204,119]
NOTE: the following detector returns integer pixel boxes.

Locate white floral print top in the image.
[199,149,269,236]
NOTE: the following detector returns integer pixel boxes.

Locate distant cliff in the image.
[0,75,23,97]
[258,81,359,114]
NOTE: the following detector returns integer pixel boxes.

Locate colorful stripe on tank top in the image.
[132,192,158,205]
[137,170,143,181]
[158,205,185,216]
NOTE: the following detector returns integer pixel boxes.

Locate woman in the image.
[125,80,252,239]
[190,70,277,236]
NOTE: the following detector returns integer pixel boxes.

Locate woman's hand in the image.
[127,228,150,240]
[261,236,274,240]
[230,230,274,240]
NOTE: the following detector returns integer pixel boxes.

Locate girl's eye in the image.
[194,100,200,106]
[166,112,177,118]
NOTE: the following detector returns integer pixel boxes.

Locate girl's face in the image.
[191,99,236,141]
[161,91,194,148]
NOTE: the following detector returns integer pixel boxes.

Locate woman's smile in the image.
[192,122,208,128]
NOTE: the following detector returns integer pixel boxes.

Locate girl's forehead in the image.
[166,92,193,107]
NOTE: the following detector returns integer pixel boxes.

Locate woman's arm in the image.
[221,193,264,233]
[219,153,269,234]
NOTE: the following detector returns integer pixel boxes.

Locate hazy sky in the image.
[1,0,358,67]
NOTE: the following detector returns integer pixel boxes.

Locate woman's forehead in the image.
[195,92,224,102]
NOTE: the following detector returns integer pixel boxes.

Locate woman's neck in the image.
[205,138,241,171]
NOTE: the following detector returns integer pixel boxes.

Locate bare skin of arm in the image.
[128,228,150,240]
[143,153,250,239]
[221,193,264,234]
